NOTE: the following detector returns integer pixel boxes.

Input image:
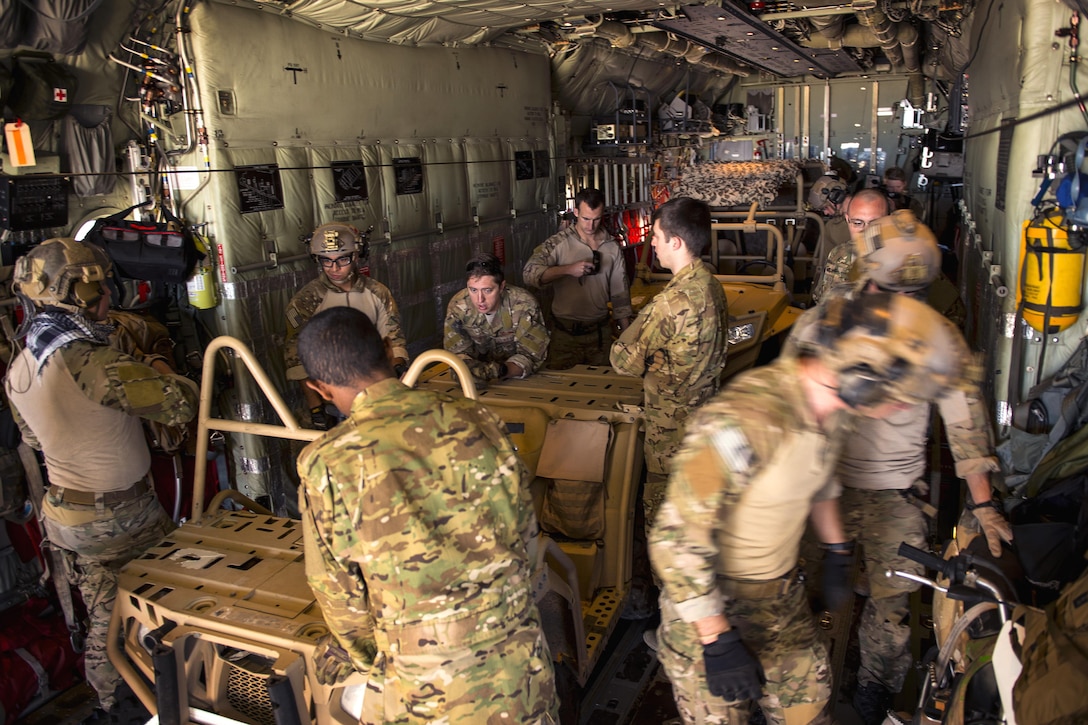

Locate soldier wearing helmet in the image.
[284,222,408,430]
[4,238,198,719]
[809,173,853,256]
[649,292,963,725]
[793,210,1009,724]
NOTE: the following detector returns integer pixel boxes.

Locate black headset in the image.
[813,292,907,409]
[825,185,847,205]
[836,358,908,409]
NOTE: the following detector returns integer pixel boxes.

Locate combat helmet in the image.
[798,291,966,409]
[808,174,848,212]
[855,210,941,292]
[308,222,368,263]
[13,238,109,315]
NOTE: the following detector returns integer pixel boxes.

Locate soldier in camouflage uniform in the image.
[796,211,1013,724]
[5,239,198,715]
[444,252,550,385]
[649,292,967,725]
[812,196,966,323]
[285,222,408,430]
[610,197,729,531]
[523,188,633,369]
[811,188,891,304]
[808,174,851,282]
[296,307,558,724]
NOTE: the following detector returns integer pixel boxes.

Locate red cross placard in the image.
[53,87,68,103]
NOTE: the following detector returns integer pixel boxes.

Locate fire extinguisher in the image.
[186,235,218,309]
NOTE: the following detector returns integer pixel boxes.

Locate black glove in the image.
[312,634,355,685]
[703,629,765,702]
[821,541,856,611]
[392,358,409,378]
[310,405,332,431]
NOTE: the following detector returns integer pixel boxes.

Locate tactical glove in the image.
[821,541,856,611]
[312,634,355,685]
[392,358,409,378]
[310,405,332,431]
[703,630,765,702]
[971,503,1014,557]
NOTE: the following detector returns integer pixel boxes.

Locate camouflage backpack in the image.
[1013,567,1088,724]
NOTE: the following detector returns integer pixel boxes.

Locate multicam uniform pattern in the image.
[837,375,996,692]
[811,240,855,304]
[523,226,632,368]
[789,289,989,694]
[6,340,197,711]
[443,284,550,384]
[284,274,408,381]
[649,359,842,725]
[297,378,558,724]
[610,260,729,525]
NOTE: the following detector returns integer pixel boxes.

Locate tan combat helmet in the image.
[855,210,941,292]
[308,222,367,262]
[808,174,848,212]
[799,291,967,409]
[13,238,109,315]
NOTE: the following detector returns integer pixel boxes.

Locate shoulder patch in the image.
[710,427,754,473]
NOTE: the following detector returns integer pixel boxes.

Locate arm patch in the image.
[710,427,753,474]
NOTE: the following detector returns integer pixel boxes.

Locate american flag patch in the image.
[711,427,753,473]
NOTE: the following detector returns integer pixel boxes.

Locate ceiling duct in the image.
[852,0,904,67]
[592,20,751,76]
[652,3,861,78]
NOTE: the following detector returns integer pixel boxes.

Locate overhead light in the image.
[877,106,894,116]
[854,123,862,127]
[746,32,754,36]
[771,46,779,50]
[717,15,727,20]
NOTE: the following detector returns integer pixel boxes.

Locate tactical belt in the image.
[50,478,150,506]
[718,568,799,599]
[552,316,610,337]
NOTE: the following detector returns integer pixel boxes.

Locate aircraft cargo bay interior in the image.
[1,1,1088,724]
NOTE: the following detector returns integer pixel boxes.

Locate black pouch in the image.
[9,51,78,121]
[86,202,201,284]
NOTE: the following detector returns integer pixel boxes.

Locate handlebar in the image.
[898,542,954,577]
[895,542,1014,622]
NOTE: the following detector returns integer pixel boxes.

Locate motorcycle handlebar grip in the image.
[898,542,950,575]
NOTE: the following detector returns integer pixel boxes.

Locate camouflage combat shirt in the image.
[811,240,855,304]
[444,284,550,382]
[297,378,538,672]
[284,274,408,381]
[611,260,729,404]
[649,358,844,621]
[523,226,633,323]
[6,341,198,492]
[610,260,729,473]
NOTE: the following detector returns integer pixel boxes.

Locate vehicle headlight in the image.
[729,323,755,345]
